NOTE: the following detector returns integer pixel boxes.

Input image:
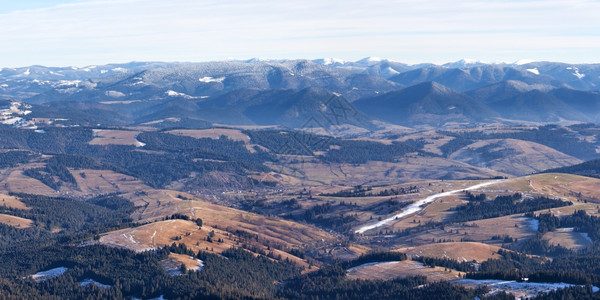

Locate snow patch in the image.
[112,67,128,73]
[1,117,22,125]
[364,56,382,62]
[443,59,489,68]
[56,87,80,94]
[80,279,111,289]
[457,279,599,298]
[347,261,400,273]
[122,233,138,244]
[166,90,195,99]
[166,90,183,97]
[82,65,97,72]
[133,135,146,147]
[526,68,540,75]
[321,58,346,65]
[527,219,539,231]
[30,267,68,282]
[58,80,82,87]
[199,76,225,83]
[165,258,204,276]
[386,66,400,75]
[194,259,204,272]
[0,103,29,124]
[460,58,480,64]
[105,90,126,98]
[573,69,585,79]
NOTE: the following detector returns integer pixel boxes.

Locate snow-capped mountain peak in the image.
[443,59,489,68]
[312,58,346,65]
[514,59,536,65]
[357,57,383,65]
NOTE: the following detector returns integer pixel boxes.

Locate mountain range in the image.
[1,58,599,130]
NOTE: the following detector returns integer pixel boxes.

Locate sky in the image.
[0,0,599,67]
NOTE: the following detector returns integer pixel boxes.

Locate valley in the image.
[0,122,599,298]
[1,59,600,299]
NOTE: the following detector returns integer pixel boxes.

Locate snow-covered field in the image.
[161,254,204,276]
[134,136,146,147]
[0,102,35,128]
[80,279,111,289]
[165,90,197,99]
[346,261,399,273]
[355,180,503,233]
[199,76,225,83]
[456,279,599,299]
[30,267,68,282]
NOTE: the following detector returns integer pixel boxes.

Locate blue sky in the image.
[0,1,83,14]
[0,0,599,67]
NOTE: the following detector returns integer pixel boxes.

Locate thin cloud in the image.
[0,0,599,67]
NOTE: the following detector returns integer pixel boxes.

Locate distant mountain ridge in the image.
[19,60,402,104]
[353,82,498,127]
[1,58,600,129]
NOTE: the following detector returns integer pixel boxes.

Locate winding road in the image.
[355,179,504,234]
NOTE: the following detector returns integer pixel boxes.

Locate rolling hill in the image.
[448,138,582,176]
